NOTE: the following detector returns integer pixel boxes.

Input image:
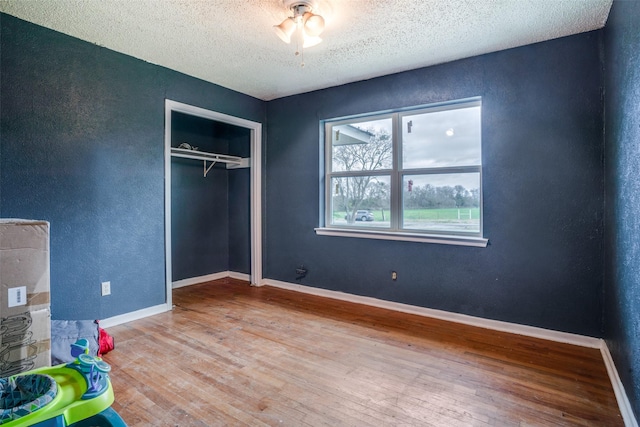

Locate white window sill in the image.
[314,227,488,247]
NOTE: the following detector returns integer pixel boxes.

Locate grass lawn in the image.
[334,208,480,222]
[402,207,480,221]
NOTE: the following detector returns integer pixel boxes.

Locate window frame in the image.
[317,98,488,247]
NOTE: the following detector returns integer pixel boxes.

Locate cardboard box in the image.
[0,220,50,317]
[0,220,51,376]
[0,307,51,376]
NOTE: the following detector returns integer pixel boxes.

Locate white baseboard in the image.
[600,342,639,427]
[172,272,229,288]
[172,271,251,289]
[100,303,170,328]
[228,271,251,281]
[263,279,601,348]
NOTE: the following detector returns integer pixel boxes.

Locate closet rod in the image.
[171,147,245,177]
[170,147,242,165]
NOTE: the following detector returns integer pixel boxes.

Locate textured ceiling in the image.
[0,0,612,101]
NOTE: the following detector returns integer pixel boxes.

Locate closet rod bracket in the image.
[204,160,217,177]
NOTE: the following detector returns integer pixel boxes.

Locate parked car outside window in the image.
[346,210,375,222]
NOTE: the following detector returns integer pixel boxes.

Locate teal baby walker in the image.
[0,339,126,426]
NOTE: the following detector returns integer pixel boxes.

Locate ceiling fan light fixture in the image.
[274,17,296,43]
[274,0,326,54]
[303,12,325,37]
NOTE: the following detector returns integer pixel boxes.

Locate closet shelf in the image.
[171,147,249,176]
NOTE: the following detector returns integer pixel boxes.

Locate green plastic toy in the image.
[0,339,125,426]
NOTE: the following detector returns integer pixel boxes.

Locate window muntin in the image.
[325,99,482,238]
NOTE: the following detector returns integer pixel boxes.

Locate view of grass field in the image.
[333,208,479,222]
[332,207,480,233]
[403,208,480,221]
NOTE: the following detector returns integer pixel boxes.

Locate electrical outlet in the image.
[392,271,397,280]
[101,281,111,296]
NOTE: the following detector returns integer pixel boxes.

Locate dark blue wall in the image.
[266,31,605,337]
[604,0,640,420]
[172,160,229,280]
[226,128,251,276]
[0,14,264,319]
[228,168,251,275]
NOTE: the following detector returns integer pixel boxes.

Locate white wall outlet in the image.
[8,286,27,307]
[101,281,111,296]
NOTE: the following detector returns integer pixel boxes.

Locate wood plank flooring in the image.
[103,278,623,426]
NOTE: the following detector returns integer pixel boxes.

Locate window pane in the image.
[402,173,480,233]
[330,176,390,228]
[331,118,393,172]
[402,105,481,169]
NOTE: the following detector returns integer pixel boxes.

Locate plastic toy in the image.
[0,339,126,426]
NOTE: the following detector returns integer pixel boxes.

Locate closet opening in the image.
[164,100,262,309]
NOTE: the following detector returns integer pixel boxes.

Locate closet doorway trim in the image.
[164,99,263,309]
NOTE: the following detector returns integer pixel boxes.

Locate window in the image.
[319,98,486,246]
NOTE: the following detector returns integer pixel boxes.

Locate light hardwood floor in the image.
[103,278,623,426]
